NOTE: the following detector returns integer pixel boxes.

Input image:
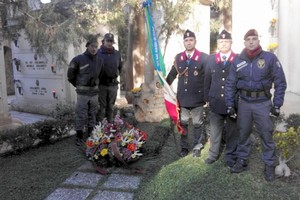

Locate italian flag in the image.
[143,0,185,135]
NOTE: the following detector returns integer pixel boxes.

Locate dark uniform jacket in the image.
[166,49,208,108]
[67,50,103,96]
[97,46,122,86]
[225,49,287,108]
[204,52,237,114]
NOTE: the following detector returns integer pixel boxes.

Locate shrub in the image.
[0,104,76,156]
[273,113,300,177]
[49,103,76,130]
[273,127,300,160]
[285,113,300,130]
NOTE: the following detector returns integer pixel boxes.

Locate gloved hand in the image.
[227,107,237,118]
[270,106,280,117]
[204,102,209,108]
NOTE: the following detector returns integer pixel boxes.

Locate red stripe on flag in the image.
[157,71,186,135]
[164,98,178,123]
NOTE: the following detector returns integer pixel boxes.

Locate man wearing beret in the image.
[225,29,287,181]
[68,35,104,146]
[204,30,239,168]
[166,29,209,157]
[97,33,122,123]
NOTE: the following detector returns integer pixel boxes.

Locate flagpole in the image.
[142,0,185,135]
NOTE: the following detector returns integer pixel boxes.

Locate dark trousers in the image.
[236,99,275,166]
[97,84,118,123]
[75,94,99,133]
[208,112,238,164]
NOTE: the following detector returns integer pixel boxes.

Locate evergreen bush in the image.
[0,104,76,156]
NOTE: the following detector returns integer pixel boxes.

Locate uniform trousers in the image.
[236,98,275,166]
[207,111,238,164]
[180,106,205,150]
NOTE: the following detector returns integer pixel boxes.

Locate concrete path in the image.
[45,162,142,200]
[10,110,51,124]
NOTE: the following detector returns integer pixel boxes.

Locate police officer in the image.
[204,30,238,167]
[97,33,122,123]
[166,29,208,157]
[225,29,287,181]
[68,35,104,146]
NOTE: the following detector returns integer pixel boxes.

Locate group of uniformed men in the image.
[166,29,286,182]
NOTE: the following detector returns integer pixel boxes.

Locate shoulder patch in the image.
[236,61,247,72]
[237,61,247,68]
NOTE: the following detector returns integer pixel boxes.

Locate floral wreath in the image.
[85,113,148,168]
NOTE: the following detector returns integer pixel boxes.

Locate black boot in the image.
[179,125,189,157]
[75,130,84,146]
[88,127,94,137]
[230,159,248,173]
[192,126,204,157]
[180,148,189,157]
[264,165,275,182]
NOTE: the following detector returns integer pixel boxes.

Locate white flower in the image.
[131,151,143,158]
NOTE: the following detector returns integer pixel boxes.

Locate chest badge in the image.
[257,59,265,69]
[194,70,198,76]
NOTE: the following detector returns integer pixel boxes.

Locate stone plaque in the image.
[13,53,62,75]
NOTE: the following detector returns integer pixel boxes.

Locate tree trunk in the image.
[132,12,146,89]
[124,8,134,92]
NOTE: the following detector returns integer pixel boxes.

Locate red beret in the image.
[244,29,258,40]
[218,29,232,40]
[183,29,196,39]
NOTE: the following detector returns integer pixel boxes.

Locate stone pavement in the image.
[45,161,142,200]
[10,110,51,124]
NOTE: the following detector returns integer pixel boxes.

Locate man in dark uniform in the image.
[97,33,122,123]
[204,30,238,168]
[225,29,287,181]
[166,29,208,157]
[67,35,104,145]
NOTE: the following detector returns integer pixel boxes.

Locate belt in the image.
[240,90,266,98]
[77,85,98,90]
[102,78,118,83]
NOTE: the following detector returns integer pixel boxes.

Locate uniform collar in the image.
[215,51,237,64]
[179,49,202,62]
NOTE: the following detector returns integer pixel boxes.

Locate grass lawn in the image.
[135,131,300,200]
[0,136,87,200]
